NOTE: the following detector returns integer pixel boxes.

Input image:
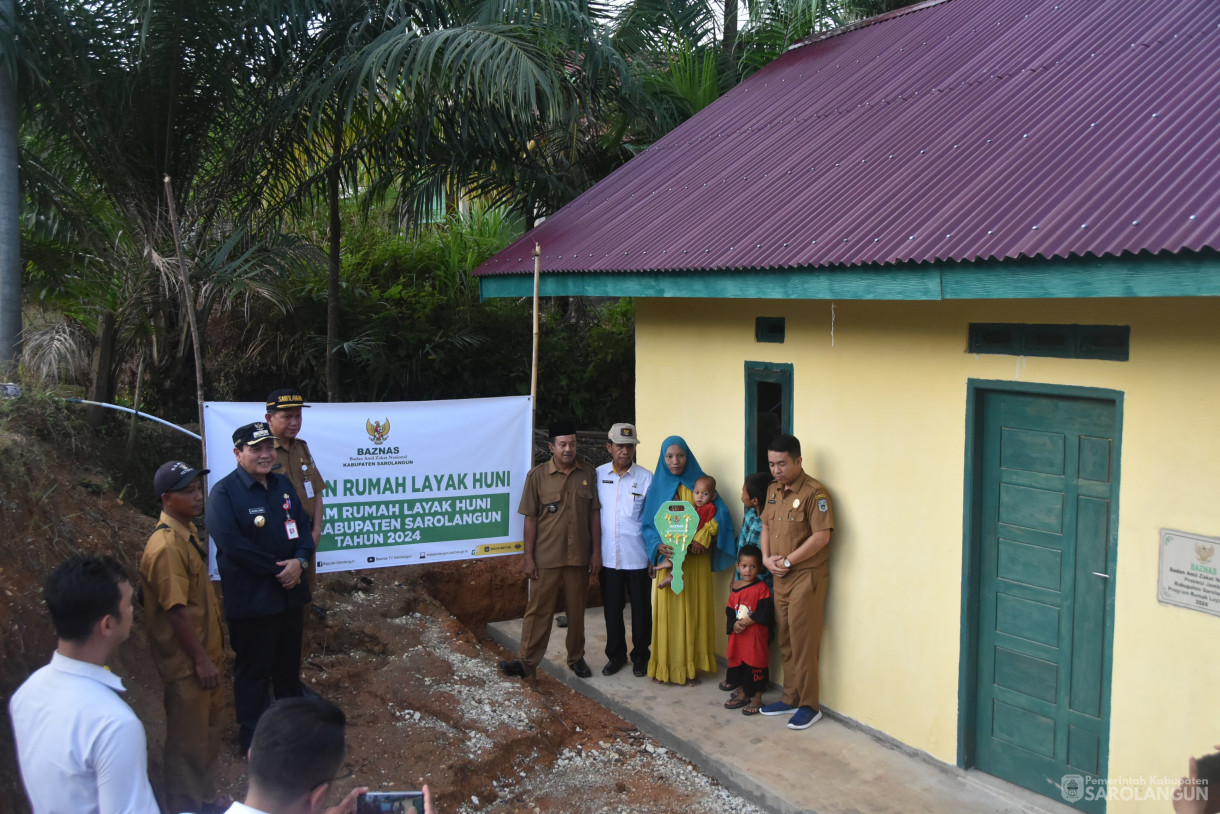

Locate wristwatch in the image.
[783,557,791,568]
[297,557,309,571]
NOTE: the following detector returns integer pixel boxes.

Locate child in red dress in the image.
[723,545,773,715]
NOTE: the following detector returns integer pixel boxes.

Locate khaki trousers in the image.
[162,673,226,813]
[772,564,830,710]
[519,565,589,670]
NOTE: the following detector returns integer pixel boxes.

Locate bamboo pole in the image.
[530,243,541,431]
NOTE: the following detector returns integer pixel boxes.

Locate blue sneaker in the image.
[787,706,823,730]
[759,701,798,716]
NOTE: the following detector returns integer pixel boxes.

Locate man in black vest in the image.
[208,421,314,753]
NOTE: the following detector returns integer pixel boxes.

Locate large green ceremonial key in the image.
[653,500,697,594]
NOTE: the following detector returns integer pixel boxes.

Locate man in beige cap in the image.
[595,423,653,676]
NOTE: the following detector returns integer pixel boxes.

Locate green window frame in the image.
[744,362,793,478]
[968,323,1130,361]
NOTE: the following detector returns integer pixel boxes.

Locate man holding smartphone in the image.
[229,696,435,814]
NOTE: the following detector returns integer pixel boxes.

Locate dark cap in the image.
[548,421,576,439]
[266,389,311,411]
[233,422,277,448]
[153,461,209,495]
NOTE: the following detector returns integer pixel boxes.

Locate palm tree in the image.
[0,0,19,375]
[324,0,632,225]
[14,0,323,415]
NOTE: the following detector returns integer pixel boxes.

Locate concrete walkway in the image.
[489,608,1079,814]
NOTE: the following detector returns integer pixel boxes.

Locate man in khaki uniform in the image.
[265,388,325,552]
[759,434,834,731]
[499,421,601,680]
[139,461,227,813]
[266,388,325,637]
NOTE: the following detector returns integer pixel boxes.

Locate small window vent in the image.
[755,317,786,344]
[968,324,1129,361]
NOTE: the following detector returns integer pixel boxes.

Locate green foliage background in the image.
[7,0,909,432]
[206,204,636,430]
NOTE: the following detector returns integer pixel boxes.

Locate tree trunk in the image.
[163,175,205,430]
[86,311,116,426]
[722,0,738,56]
[0,0,21,375]
[325,111,342,402]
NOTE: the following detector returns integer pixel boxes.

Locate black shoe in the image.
[601,660,626,676]
[498,659,527,678]
[569,658,592,678]
[556,615,568,628]
[632,662,648,677]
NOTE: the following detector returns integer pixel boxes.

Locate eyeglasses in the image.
[311,766,354,791]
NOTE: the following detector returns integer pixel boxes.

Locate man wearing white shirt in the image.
[596,423,654,677]
[9,555,160,814]
[226,696,433,814]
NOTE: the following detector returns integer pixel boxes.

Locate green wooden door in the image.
[974,390,1116,812]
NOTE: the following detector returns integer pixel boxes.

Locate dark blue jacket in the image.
[207,466,313,619]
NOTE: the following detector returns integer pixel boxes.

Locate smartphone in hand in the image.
[356,791,425,814]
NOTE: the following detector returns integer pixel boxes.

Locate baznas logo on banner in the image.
[355,416,405,459]
[202,396,531,577]
[365,417,390,445]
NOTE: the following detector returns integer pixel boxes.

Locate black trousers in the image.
[600,567,652,668]
[228,608,305,752]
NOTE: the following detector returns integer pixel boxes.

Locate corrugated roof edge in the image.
[786,0,956,52]
[480,245,1220,277]
[478,247,1220,302]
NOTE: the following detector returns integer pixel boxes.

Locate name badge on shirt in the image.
[304,481,315,499]
[285,519,300,540]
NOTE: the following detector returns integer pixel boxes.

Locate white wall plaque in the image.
[1159,528,1220,618]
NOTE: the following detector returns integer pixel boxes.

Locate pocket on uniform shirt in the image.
[186,551,204,579]
[631,494,646,518]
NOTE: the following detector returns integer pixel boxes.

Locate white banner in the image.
[202,396,531,574]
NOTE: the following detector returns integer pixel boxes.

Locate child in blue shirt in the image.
[737,471,771,567]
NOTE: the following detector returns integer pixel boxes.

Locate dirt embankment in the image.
[0,403,758,813]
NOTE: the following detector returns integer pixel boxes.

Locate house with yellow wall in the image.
[475,0,1220,810]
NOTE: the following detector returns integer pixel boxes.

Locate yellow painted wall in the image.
[635,296,1218,812]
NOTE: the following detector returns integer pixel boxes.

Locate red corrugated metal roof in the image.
[476,0,1220,278]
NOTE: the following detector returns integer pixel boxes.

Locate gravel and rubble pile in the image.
[457,735,768,814]
[294,573,768,813]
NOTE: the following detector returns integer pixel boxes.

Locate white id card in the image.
[285,519,300,540]
[304,481,315,499]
